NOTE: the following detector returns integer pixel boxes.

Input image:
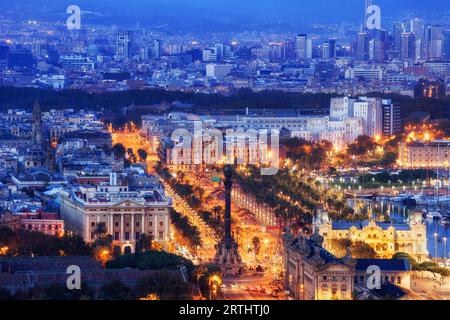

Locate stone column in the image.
[120,214,124,241]
[223,165,233,243]
[131,214,135,240]
[109,214,114,237]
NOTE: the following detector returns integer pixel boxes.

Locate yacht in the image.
[391,194,411,202]
[426,210,443,220]
[416,196,438,206]
[441,217,450,226]
[438,195,450,203]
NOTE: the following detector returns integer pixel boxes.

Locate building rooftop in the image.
[331,220,411,231]
[355,259,411,272]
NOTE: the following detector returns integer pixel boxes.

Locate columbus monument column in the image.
[214,165,243,276]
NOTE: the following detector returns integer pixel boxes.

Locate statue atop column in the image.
[214,165,243,277]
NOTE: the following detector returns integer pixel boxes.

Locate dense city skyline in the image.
[0,0,450,307]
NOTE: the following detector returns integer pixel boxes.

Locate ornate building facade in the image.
[283,231,355,300]
[60,175,172,254]
[319,218,428,262]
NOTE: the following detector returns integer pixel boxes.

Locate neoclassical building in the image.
[60,174,172,254]
[319,218,428,262]
[283,231,356,300]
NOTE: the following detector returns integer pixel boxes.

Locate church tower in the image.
[32,100,43,146]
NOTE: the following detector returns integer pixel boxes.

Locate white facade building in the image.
[60,174,172,254]
[206,64,233,79]
[143,97,381,155]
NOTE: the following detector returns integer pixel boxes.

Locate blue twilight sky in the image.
[3,0,450,25]
[85,0,450,20]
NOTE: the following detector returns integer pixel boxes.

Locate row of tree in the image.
[170,208,202,248]
[0,227,92,257]
[2,86,449,120]
[0,270,192,300]
[155,162,224,234]
[234,164,354,231]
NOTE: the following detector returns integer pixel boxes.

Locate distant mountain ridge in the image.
[1,0,448,28]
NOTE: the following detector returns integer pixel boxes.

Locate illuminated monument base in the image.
[214,165,243,277]
[214,240,243,276]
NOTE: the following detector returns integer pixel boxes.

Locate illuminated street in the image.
[109,123,219,261]
[222,273,283,300]
[109,122,159,169]
[158,175,219,261]
[119,128,287,295]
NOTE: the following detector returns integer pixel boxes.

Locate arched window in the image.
[124,246,132,255]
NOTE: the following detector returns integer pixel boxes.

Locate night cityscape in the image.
[0,0,450,309]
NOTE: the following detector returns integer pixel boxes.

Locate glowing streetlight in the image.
[0,246,9,256]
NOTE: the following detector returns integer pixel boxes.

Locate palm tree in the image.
[212,206,223,220]
[252,237,261,256]
[136,233,154,253]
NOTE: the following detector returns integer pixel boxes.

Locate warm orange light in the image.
[0,246,9,255]
[140,293,159,300]
[374,134,381,143]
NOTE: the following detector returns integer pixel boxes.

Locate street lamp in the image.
[443,237,447,259]
[434,233,438,258]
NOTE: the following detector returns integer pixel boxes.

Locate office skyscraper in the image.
[296,34,307,60]
[363,0,373,31]
[357,32,370,61]
[214,44,224,61]
[369,38,386,61]
[415,39,429,61]
[152,39,162,59]
[443,31,450,60]
[323,40,336,60]
[393,23,406,55]
[410,18,425,40]
[401,32,416,61]
[428,25,443,60]
[116,31,132,60]
[369,29,387,61]
[283,39,296,60]
[382,100,402,136]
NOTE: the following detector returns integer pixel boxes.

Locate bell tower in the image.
[32,99,43,146]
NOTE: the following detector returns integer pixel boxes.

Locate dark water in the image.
[346,199,450,259]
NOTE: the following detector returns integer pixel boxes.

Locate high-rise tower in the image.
[116,31,132,60]
[363,0,373,31]
[295,34,308,60]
